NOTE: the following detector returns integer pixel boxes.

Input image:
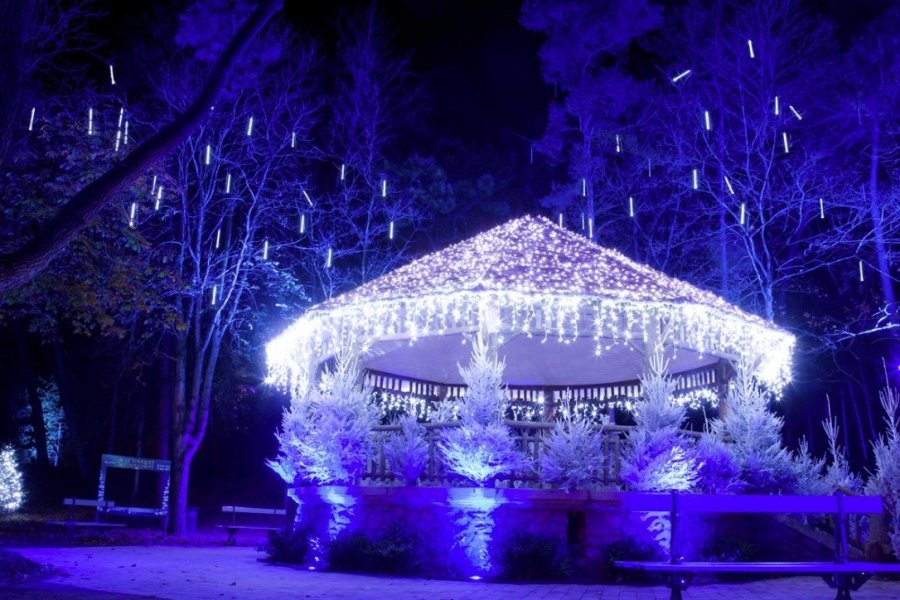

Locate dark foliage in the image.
[327,525,420,575]
[498,532,573,581]
[263,527,308,564]
[599,538,665,583]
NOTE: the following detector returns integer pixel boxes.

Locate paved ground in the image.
[3,546,899,600]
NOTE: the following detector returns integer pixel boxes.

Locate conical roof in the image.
[268,215,793,395]
[317,216,763,326]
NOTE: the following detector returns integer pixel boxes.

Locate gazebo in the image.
[266,215,794,416]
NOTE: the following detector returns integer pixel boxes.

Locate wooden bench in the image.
[219,505,287,544]
[46,498,125,530]
[613,491,900,600]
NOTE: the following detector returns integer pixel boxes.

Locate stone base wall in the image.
[290,486,833,579]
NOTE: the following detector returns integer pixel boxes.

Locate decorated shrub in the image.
[541,394,609,491]
[269,350,381,485]
[621,351,698,492]
[439,333,527,485]
[383,414,429,484]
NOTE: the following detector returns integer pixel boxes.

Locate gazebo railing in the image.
[365,421,700,487]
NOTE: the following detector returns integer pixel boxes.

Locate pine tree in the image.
[866,386,900,559]
[269,350,380,485]
[383,414,429,484]
[710,368,795,493]
[621,351,698,491]
[541,394,609,491]
[439,333,527,485]
[0,446,24,513]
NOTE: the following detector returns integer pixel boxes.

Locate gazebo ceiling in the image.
[364,334,720,387]
[266,216,794,396]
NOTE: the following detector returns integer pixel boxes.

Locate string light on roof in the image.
[819,198,825,219]
[211,285,218,306]
[118,107,124,128]
[205,144,211,165]
[774,96,780,116]
[382,179,387,198]
[225,173,232,194]
[128,202,137,228]
[114,129,122,152]
[263,239,269,260]
[264,217,795,398]
[28,107,35,131]
[740,202,746,225]
[303,190,313,206]
[859,260,865,282]
[123,120,129,145]
[340,163,345,181]
[291,131,296,148]
[581,178,586,197]
[300,213,306,234]
[782,131,789,153]
[109,64,116,85]
[389,220,395,240]
[789,105,802,120]
[558,213,563,228]
[628,196,635,218]
[246,116,254,136]
[215,228,221,249]
[155,185,163,210]
[150,175,158,195]
[88,107,94,135]
[692,169,699,190]
[704,110,711,131]
[326,247,333,268]
[615,134,621,153]
[747,39,755,58]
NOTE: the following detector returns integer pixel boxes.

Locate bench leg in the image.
[225,528,237,546]
[822,573,872,600]
[667,572,691,600]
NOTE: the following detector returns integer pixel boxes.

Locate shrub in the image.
[0,446,24,513]
[383,414,429,484]
[263,528,309,564]
[694,433,744,494]
[541,396,609,491]
[498,532,572,581]
[327,526,420,575]
[600,538,664,583]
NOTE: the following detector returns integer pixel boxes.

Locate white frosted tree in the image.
[0,446,24,512]
[866,386,900,559]
[383,414,429,485]
[710,367,795,493]
[621,351,698,492]
[541,393,609,491]
[439,333,527,486]
[269,350,380,485]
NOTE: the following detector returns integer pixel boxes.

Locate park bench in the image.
[46,498,125,531]
[219,505,287,544]
[613,491,900,600]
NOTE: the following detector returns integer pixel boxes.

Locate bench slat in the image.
[616,493,883,514]
[221,505,286,516]
[614,561,900,574]
[63,498,115,508]
[46,521,126,528]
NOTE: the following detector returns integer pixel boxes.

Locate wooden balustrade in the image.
[364,421,700,487]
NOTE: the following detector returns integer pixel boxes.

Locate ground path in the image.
[4,546,899,599]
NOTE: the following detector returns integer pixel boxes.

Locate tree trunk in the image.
[14,322,48,466]
[0,0,283,292]
[866,120,896,321]
[51,336,90,479]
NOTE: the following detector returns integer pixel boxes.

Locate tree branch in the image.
[0,0,283,293]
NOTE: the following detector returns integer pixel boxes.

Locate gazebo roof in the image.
[267,216,794,396]
[317,216,764,327]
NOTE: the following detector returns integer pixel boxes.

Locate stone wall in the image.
[290,486,834,579]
